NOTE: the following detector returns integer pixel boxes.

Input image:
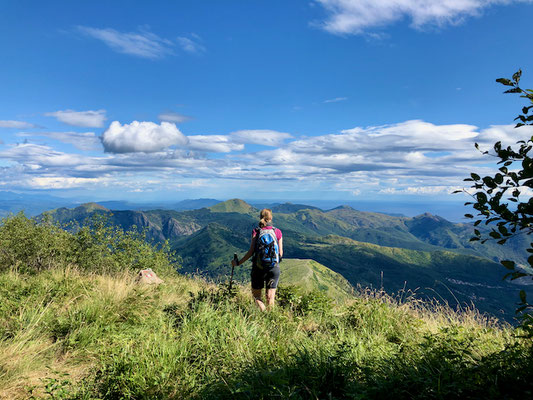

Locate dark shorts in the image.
[251,265,280,290]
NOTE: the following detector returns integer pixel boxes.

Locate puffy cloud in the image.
[0,120,37,129]
[45,109,106,128]
[244,120,533,194]
[187,135,244,153]
[101,121,189,153]
[314,0,531,35]
[177,33,206,54]
[230,130,293,147]
[288,120,487,155]
[78,26,173,59]
[17,131,100,151]
[158,112,192,123]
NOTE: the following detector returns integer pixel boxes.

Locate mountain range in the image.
[42,198,532,322]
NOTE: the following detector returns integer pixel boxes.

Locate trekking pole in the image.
[229,253,238,291]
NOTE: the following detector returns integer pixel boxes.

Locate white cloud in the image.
[2,117,533,198]
[0,143,94,170]
[289,120,481,155]
[177,33,206,54]
[78,26,174,59]
[245,121,533,194]
[187,135,244,153]
[158,112,192,123]
[324,97,348,103]
[0,120,37,129]
[230,130,293,147]
[17,131,101,151]
[101,121,189,153]
[45,109,106,128]
[314,0,531,35]
[29,176,104,189]
[379,186,463,195]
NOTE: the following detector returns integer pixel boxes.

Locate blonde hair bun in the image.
[259,208,273,228]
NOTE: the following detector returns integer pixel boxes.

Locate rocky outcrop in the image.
[163,218,201,238]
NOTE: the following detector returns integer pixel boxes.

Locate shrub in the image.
[277,284,333,316]
[0,212,179,276]
[0,212,71,273]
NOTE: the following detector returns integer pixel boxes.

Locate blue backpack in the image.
[253,227,279,270]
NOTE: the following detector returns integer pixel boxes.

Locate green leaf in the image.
[489,231,501,239]
[513,70,522,83]
[476,192,487,204]
[496,78,514,86]
[470,173,480,181]
[465,214,474,219]
[501,260,516,270]
[498,225,509,235]
[520,290,527,303]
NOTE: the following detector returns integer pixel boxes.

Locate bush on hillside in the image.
[0,212,179,275]
[0,212,71,273]
[277,284,333,315]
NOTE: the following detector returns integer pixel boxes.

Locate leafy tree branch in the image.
[458,70,533,334]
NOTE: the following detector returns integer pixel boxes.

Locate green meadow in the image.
[0,213,532,399]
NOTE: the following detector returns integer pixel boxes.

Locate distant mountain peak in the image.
[208,198,256,214]
[413,212,449,223]
[77,202,109,212]
[330,205,355,211]
[271,202,321,213]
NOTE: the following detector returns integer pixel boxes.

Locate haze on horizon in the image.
[1,0,533,208]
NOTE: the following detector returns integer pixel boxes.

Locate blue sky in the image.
[1,0,533,208]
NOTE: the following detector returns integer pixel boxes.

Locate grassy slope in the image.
[1,267,532,399]
[280,258,354,302]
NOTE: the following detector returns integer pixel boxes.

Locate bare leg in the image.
[266,288,276,308]
[252,288,266,312]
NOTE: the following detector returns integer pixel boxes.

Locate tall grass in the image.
[1,267,530,399]
[0,213,531,399]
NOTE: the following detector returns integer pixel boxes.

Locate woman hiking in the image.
[232,208,283,311]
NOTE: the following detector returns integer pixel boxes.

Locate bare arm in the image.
[233,237,256,266]
[279,237,283,259]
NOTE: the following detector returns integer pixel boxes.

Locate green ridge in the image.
[281,258,354,302]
